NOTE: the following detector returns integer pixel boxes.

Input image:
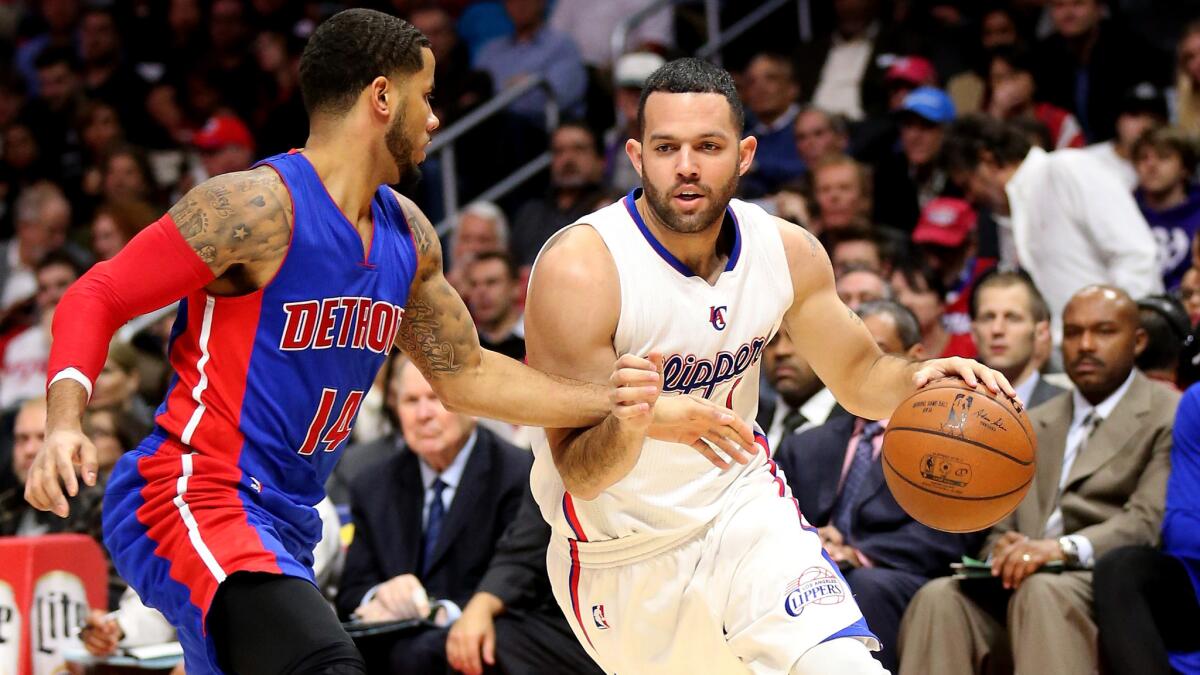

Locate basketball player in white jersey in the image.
[523,59,1017,675]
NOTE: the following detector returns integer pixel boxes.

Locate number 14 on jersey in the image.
[298,387,364,455]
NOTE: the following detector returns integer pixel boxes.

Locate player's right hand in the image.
[610,352,664,430]
[446,594,501,675]
[25,428,99,518]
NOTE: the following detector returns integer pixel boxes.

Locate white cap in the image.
[614,52,666,89]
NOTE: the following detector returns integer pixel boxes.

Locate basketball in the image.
[882,379,1036,533]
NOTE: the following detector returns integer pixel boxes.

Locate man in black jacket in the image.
[445,485,603,675]
[336,358,531,674]
[776,301,983,672]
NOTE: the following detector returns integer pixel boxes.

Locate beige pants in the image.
[896,572,1097,675]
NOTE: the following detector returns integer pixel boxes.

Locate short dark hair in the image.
[969,267,1050,323]
[1136,298,1188,375]
[469,250,519,280]
[299,8,430,117]
[637,58,744,138]
[34,46,78,72]
[36,248,85,278]
[554,119,602,156]
[858,300,923,351]
[1132,127,1200,176]
[941,114,1031,175]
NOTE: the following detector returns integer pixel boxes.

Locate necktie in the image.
[832,421,884,538]
[422,478,447,574]
[1060,412,1102,490]
[781,407,809,438]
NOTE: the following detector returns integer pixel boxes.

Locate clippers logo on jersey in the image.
[709,305,728,331]
[279,297,404,354]
[662,336,767,399]
[783,566,846,617]
[592,604,610,630]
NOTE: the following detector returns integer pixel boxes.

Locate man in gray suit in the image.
[898,285,1180,675]
[970,269,1063,409]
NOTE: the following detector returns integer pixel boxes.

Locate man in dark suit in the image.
[337,357,531,674]
[756,327,847,451]
[777,300,981,672]
[969,269,1064,409]
[899,285,1179,675]
[445,485,603,675]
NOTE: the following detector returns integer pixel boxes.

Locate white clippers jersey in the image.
[529,190,795,561]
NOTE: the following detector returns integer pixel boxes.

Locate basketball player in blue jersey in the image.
[523,58,1019,674]
[22,12,752,675]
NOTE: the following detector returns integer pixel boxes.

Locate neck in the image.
[994,162,1022,216]
[922,321,949,356]
[1068,27,1100,62]
[781,384,823,411]
[757,106,788,128]
[555,186,586,211]
[1006,361,1039,391]
[423,432,470,474]
[303,125,390,226]
[515,22,541,42]
[1143,182,1188,211]
[636,195,728,282]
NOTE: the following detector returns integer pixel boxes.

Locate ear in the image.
[1132,326,1149,357]
[1034,319,1051,344]
[979,149,997,170]
[738,135,758,176]
[369,75,391,119]
[907,343,926,360]
[625,138,644,177]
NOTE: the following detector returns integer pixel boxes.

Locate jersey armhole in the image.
[532,222,627,349]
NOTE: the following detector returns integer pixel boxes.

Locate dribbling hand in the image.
[912,357,1021,407]
[25,428,99,518]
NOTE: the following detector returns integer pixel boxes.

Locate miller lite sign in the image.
[30,572,88,675]
[0,580,19,675]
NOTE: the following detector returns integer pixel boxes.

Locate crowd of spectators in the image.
[1,0,1200,673]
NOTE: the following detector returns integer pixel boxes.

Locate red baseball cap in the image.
[913,197,976,247]
[194,114,254,152]
[886,56,936,87]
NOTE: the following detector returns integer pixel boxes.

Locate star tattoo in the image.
[233,224,249,241]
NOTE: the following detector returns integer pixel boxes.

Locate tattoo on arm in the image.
[803,228,820,258]
[392,191,482,379]
[168,168,292,276]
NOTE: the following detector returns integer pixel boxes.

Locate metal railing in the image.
[432,0,813,236]
[428,76,560,235]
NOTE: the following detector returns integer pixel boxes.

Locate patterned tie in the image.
[832,421,884,538]
[422,479,447,574]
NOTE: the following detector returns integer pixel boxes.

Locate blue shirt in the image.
[1136,184,1200,290]
[473,25,586,121]
[1164,383,1200,672]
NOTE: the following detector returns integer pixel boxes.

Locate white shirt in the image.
[1004,147,1162,342]
[1083,141,1138,192]
[1042,369,1136,565]
[0,241,34,310]
[0,323,48,409]
[418,429,478,529]
[812,23,879,121]
[549,0,673,67]
[766,387,838,450]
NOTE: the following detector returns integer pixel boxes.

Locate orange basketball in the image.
[882,378,1036,533]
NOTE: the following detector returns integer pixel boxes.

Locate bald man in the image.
[897,286,1181,675]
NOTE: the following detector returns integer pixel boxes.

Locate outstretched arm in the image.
[27,168,293,516]
[524,225,755,500]
[776,219,1014,420]
[392,193,641,428]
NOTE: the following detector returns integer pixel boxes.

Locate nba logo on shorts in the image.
[783,567,845,617]
[592,604,610,630]
[709,305,728,331]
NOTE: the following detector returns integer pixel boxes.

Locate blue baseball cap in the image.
[899,87,956,124]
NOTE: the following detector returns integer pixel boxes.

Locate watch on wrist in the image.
[1058,536,1079,567]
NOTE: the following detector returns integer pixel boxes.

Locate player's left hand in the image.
[993,538,1064,589]
[913,357,1020,405]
